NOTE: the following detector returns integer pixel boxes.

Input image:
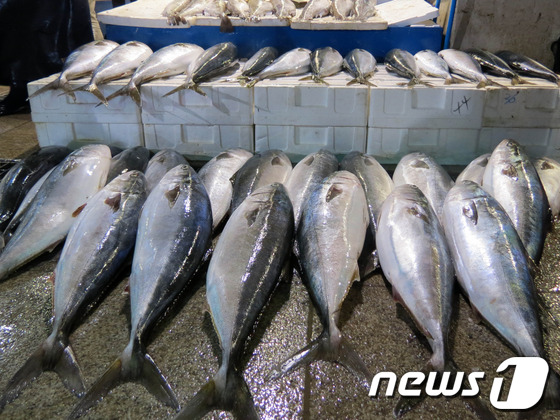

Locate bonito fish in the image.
[466,48,530,85]
[175,183,293,419]
[270,171,371,383]
[0,171,146,410]
[70,164,212,418]
[496,50,560,86]
[248,48,311,86]
[105,43,204,107]
[198,148,253,229]
[438,49,491,88]
[385,49,426,86]
[482,139,549,263]
[534,156,560,218]
[308,47,343,84]
[239,47,278,82]
[28,40,119,101]
[163,0,195,24]
[72,41,153,105]
[0,145,111,281]
[249,0,274,20]
[343,48,377,86]
[226,0,252,19]
[414,49,457,84]
[144,149,188,194]
[455,153,490,185]
[107,146,150,183]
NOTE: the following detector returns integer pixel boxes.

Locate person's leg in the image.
[89,0,104,40]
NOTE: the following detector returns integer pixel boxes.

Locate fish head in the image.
[239,182,293,228]
[70,144,112,161]
[106,170,147,197]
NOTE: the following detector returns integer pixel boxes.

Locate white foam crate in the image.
[253,73,368,127]
[255,125,366,159]
[368,68,485,129]
[478,127,560,159]
[28,75,144,149]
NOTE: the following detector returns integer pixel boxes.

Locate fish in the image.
[465,48,531,85]
[175,183,293,419]
[340,151,394,274]
[231,149,292,212]
[343,48,377,86]
[353,0,376,21]
[144,149,188,195]
[198,148,253,229]
[0,146,70,233]
[226,0,252,19]
[332,0,354,19]
[246,48,311,86]
[385,49,428,87]
[482,139,549,263]
[104,43,204,107]
[284,149,339,229]
[163,42,238,97]
[69,164,213,418]
[0,145,111,282]
[438,49,493,88]
[28,40,119,101]
[392,152,454,224]
[270,0,296,19]
[496,50,560,86]
[106,146,150,183]
[307,47,343,84]
[534,157,560,218]
[163,0,195,24]
[239,47,278,83]
[414,49,458,84]
[72,41,153,105]
[178,0,234,32]
[455,153,490,185]
[376,184,454,417]
[270,171,371,383]
[442,181,560,410]
[299,0,331,20]
[0,171,147,411]
[249,0,274,20]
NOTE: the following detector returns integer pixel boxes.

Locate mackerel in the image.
[438,49,491,88]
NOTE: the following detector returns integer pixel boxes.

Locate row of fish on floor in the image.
[29,38,560,109]
[0,140,559,418]
[163,0,377,26]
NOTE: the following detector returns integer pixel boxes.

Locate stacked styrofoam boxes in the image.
[28,75,144,149]
[367,67,486,165]
[253,73,369,160]
[481,77,560,158]
[140,68,254,160]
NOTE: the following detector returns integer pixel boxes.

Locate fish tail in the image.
[189,83,207,97]
[104,85,129,104]
[176,365,258,420]
[476,80,488,89]
[0,334,85,411]
[245,78,259,88]
[162,83,188,98]
[86,84,109,106]
[488,79,506,88]
[28,79,61,99]
[346,78,359,86]
[514,76,535,85]
[299,75,313,82]
[220,14,234,33]
[68,343,179,419]
[444,77,453,85]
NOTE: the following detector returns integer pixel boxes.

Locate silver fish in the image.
[332,0,354,19]
[0,145,111,281]
[466,48,530,85]
[28,40,119,101]
[250,0,274,20]
[240,47,278,80]
[534,157,560,218]
[176,183,293,419]
[163,42,238,97]
[107,146,150,183]
[226,0,252,18]
[144,149,188,195]
[105,43,204,106]
[455,153,490,185]
[231,149,292,212]
[73,41,153,105]
[353,0,376,21]
[248,48,311,86]
[0,171,146,410]
[198,148,253,229]
[442,181,560,409]
[482,139,549,263]
[414,49,456,84]
[270,0,296,19]
[496,50,560,86]
[163,0,195,24]
[393,152,454,224]
[270,171,371,383]
[300,0,331,20]
[385,48,425,86]
[309,47,343,84]
[178,0,234,32]
[343,48,377,86]
[70,164,212,418]
[438,49,489,88]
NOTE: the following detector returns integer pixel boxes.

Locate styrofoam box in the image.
[368,68,485,129]
[28,75,144,149]
[482,77,560,128]
[253,73,368,127]
[255,125,366,160]
[478,127,560,159]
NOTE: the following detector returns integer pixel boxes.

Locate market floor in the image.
[0,87,559,420]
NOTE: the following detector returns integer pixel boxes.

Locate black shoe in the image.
[0,86,30,116]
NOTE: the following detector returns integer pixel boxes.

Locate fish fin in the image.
[104,194,122,212]
[299,75,313,81]
[72,203,87,218]
[130,86,142,107]
[68,347,179,419]
[0,336,85,410]
[514,76,534,85]
[105,86,129,103]
[28,79,61,99]
[220,14,234,33]
[162,84,188,98]
[189,84,207,97]
[346,78,359,86]
[363,78,377,87]
[476,81,487,89]
[245,78,258,88]
[488,79,506,88]
[85,84,108,106]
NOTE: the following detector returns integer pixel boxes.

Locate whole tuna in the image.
[107,146,150,183]
[178,0,233,32]
[72,41,153,104]
[0,146,70,232]
[0,171,146,410]
[353,0,376,21]
[28,40,119,101]
[309,47,344,84]
[455,153,490,185]
[198,148,253,229]
[466,48,529,85]
[438,49,489,88]
[69,164,213,418]
[385,49,425,86]
[270,171,371,383]
[231,149,292,211]
[0,145,111,281]
[393,152,454,224]
[226,0,252,19]
[496,50,560,86]
[163,0,195,24]
[482,139,548,263]
[175,183,293,419]
[414,49,456,84]
[443,181,560,409]
[105,43,204,106]
[270,0,296,19]
[343,48,377,86]
[144,149,188,194]
[300,0,331,19]
[332,0,354,19]
[248,48,311,86]
[534,157,560,217]
[239,47,279,81]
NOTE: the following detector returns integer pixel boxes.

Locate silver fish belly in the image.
[534,156,560,217]
[455,153,490,185]
[438,49,488,86]
[310,47,343,83]
[254,48,312,82]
